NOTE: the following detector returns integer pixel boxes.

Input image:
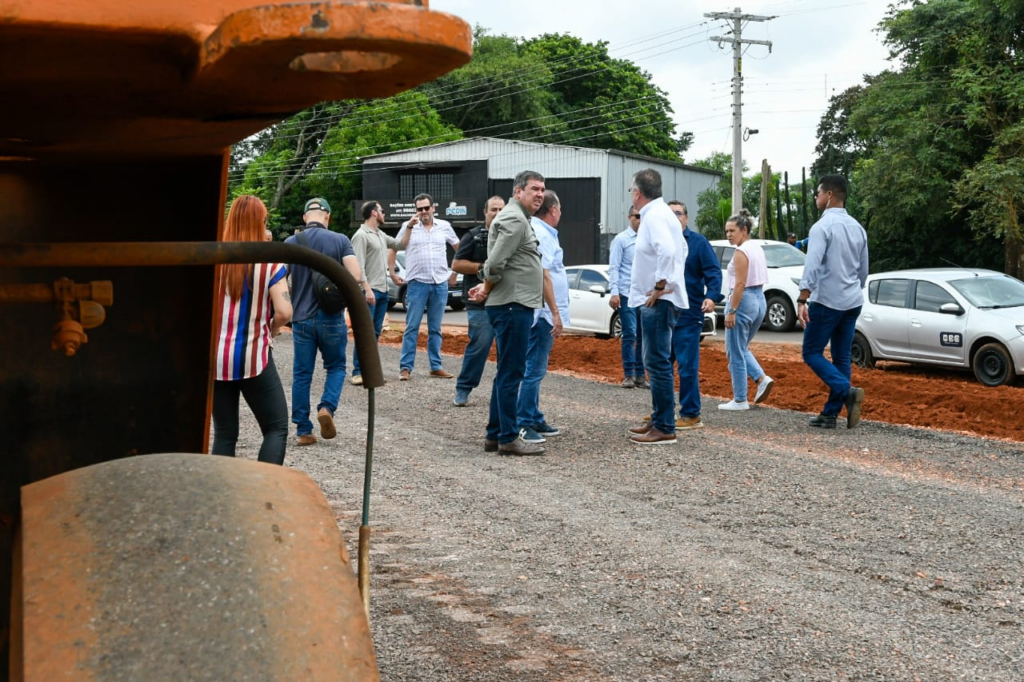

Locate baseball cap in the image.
[304,197,332,213]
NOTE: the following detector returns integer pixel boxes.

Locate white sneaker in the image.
[754,376,774,404]
[718,400,750,411]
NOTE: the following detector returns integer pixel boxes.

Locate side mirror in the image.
[589,285,607,297]
[939,302,965,316]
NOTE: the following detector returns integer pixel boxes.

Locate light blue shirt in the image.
[799,207,869,311]
[531,216,571,327]
[608,227,637,297]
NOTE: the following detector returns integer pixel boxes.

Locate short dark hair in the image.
[726,208,755,233]
[817,174,848,200]
[514,170,545,190]
[536,190,560,218]
[414,193,433,206]
[667,200,687,215]
[361,200,380,221]
[484,195,504,214]
[632,169,662,200]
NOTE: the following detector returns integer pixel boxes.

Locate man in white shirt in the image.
[625,169,688,445]
[392,193,460,380]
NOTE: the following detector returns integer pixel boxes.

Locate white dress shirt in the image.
[396,217,460,284]
[627,197,688,310]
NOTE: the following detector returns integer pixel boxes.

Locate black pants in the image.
[212,353,289,465]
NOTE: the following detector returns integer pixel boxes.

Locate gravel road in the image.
[240,335,1024,680]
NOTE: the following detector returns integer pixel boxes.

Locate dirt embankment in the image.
[379,328,1024,442]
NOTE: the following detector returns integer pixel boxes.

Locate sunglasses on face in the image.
[629,214,640,219]
[415,206,431,212]
[672,211,687,217]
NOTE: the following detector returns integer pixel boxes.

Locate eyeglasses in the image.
[628,214,640,219]
[672,210,687,217]
[415,206,431,212]
[627,186,638,194]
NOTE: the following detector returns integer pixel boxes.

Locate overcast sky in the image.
[430,0,896,178]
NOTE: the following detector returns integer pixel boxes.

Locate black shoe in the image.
[844,387,865,429]
[809,414,837,429]
[484,439,498,452]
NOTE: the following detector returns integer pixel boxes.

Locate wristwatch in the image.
[726,306,738,314]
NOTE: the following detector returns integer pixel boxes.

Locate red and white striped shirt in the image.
[214,263,288,381]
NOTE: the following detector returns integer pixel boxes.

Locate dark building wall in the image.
[361,160,489,230]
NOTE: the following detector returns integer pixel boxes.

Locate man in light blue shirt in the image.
[797,174,870,429]
[517,190,570,444]
[608,209,645,388]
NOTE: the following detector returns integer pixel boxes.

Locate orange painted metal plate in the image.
[17,454,379,680]
[0,1,472,159]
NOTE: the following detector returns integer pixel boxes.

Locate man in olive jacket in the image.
[468,170,546,456]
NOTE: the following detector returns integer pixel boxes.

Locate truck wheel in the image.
[16,454,378,680]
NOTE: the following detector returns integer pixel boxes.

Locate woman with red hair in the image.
[212,195,292,464]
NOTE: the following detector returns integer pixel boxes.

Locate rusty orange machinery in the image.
[0,2,471,679]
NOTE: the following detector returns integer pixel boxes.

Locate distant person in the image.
[264,228,273,242]
[719,209,772,412]
[517,190,569,444]
[393,193,460,380]
[468,171,547,456]
[608,208,645,388]
[625,169,687,445]
[212,195,292,464]
[451,196,505,406]
[798,174,869,429]
[788,232,809,251]
[350,200,400,386]
[285,197,369,446]
[668,201,723,430]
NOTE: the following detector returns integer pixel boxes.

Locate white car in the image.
[853,268,1024,386]
[563,264,716,339]
[710,239,806,332]
[386,251,464,311]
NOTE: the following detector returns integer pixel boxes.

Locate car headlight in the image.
[790,278,802,287]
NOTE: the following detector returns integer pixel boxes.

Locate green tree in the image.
[231,92,460,235]
[691,152,764,239]
[522,33,685,160]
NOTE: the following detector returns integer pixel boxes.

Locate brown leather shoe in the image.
[429,369,454,379]
[628,421,654,435]
[484,439,498,452]
[630,427,677,445]
[676,416,704,430]
[399,369,411,381]
[318,408,336,439]
[498,438,545,456]
[296,434,316,446]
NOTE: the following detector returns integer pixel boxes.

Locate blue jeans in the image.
[400,280,448,372]
[724,287,767,402]
[291,310,346,436]
[673,313,704,418]
[486,303,534,444]
[457,308,495,392]
[352,289,388,377]
[640,300,679,434]
[802,302,861,417]
[212,352,289,465]
[517,318,554,429]
[618,296,644,378]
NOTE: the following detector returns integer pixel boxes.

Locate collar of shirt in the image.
[509,197,532,220]
[638,196,665,217]
[305,221,326,230]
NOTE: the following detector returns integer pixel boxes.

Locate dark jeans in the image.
[486,303,534,444]
[802,302,861,417]
[292,310,346,436]
[352,288,388,377]
[673,314,704,418]
[456,308,496,393]
[212,353,289,465]
[640,299,680,434]
[618,295,644,378]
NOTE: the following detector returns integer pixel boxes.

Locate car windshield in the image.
[763,244,806,268]
[949,275,1024,309]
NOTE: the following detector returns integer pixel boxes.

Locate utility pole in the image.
[705,7,775,215]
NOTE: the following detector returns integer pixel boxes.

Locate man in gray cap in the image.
[285,197,371,446]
